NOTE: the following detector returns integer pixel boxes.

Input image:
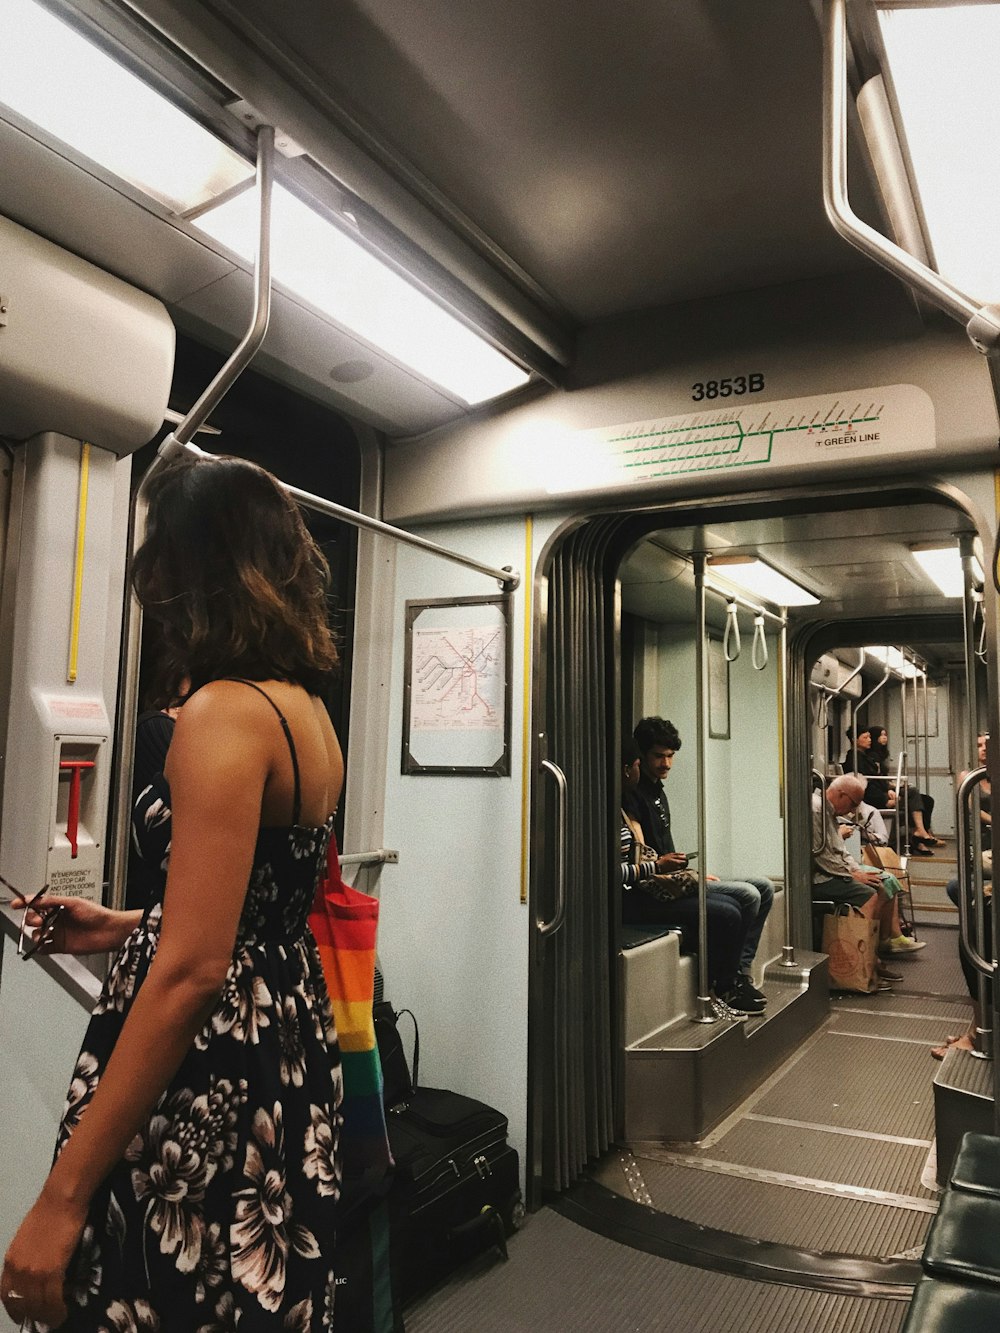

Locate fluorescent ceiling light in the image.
[910,543,982,597]
[879,5,1000,300]
[5,0,252,213]
[192,185,531,405]
[865,646,923,681]
[706,557,819,607]
[5,0,530,405]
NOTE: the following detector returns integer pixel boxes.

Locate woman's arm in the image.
[17,897,141,957]
[2,686,272,1326]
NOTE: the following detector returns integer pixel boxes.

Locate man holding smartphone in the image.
[627,716,774,1013]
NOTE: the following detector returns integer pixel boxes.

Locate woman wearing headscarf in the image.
[844,725,941,851]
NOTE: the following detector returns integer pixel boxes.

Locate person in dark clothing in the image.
[620,739,755,1018]
[843,725,940,851]
[124,706,178,910]
[843,727,890,808]
[627,718,773,1010]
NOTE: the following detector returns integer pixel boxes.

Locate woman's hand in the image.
[655,852,689,872]
[1,1190,86,1326]
[13,894,137,956]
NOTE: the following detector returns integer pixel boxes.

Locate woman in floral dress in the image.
[2,456,345,1331]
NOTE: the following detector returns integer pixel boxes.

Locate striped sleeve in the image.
[621,819,657,886]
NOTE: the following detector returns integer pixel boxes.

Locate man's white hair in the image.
[828,774,867,802]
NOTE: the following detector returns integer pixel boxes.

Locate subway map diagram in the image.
[571,383,935,488]
[410,623,504,733]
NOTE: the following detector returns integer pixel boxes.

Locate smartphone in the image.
[683,850,698,860]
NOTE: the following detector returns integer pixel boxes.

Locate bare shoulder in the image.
[174,680,274,733]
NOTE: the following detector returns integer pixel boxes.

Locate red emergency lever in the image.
[59,760,95,858]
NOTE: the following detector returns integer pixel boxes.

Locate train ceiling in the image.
[1,0,895,437]
[620,500,979,671]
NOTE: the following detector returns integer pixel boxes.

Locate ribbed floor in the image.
[404,1209,907,1332]
[594,1152,931,1258]
[662,1118,937,1199]
[408,924,973,1330]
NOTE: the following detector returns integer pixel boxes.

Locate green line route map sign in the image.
[562,383,935,492]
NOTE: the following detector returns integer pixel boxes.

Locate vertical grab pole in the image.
[780,615,796,966]
[692,552,714,1022]
[960,533,991,1035]
[107,126,276,909]
[955,769,994,1063]
[920,663,930,811]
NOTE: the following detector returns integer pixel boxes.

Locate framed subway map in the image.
[401,593,512,775]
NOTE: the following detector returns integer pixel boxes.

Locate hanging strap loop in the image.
[974,590,988,663]
[723,602,741,662]
[752,614,768,670]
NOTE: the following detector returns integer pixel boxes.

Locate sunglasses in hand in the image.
[0,875,66,960]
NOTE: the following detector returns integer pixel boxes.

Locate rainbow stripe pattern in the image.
[309,833,392,1195]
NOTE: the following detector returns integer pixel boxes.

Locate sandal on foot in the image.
[931,1035,962,1060]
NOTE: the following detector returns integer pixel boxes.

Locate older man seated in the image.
[813,775,925,959]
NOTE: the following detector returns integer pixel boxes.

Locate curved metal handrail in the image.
[537,759,567,940]
[108,126,277,910]
[956,767,993,979]
[823,0,1000,354]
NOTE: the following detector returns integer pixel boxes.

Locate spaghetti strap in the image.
[221,678,302,826]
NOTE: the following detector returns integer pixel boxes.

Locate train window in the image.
[878,3,1000,299]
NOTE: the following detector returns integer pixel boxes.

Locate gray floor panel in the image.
[611,1155,932,1259]
[891,954,963,990]
[404,1209,908,1332]
[667,1119,938,1199]
[833,993,973,1024]
[829,1008,966,1045]
[749,1032,937,1139]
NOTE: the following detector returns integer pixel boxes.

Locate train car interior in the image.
[3,1,1000,1329]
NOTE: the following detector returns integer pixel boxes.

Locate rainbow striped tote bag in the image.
[309,830,392,1205]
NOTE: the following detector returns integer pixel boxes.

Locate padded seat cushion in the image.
[923,1190,1000,1287]
[950,1132,1000,1198]
[620,924,680,950]
[903,1275,1000,1332]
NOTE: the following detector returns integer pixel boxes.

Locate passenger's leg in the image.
[933,879,983,1057]
[908,790,943,845]
[707,879,759,945]
[704,895,745,999]
[628,893,746,1007]
[732,875,775,974]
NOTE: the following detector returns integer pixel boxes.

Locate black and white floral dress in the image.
[42,686,343,1332]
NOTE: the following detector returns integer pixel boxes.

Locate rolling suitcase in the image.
[375,1002,524,1306]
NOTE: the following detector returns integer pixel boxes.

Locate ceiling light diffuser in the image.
[706,557,819,607]
[865,646,923,681]
[879,5,1000,301]
[4,0,253,213]
[192,184,531,405]
[910,544,982,598]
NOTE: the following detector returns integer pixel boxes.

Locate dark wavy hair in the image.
[133,455,339,706]
[633,716,682,753]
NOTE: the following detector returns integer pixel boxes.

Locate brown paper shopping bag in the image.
[821,905,879,993]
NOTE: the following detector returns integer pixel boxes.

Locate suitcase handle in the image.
[448,1205,508,1262]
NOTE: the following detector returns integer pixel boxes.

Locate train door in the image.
[527,477,1000,1206]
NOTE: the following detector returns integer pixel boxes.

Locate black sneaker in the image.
[737,974,767,1006]
[722,978,766,1015]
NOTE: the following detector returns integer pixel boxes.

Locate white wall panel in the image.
[372,512,563,1174]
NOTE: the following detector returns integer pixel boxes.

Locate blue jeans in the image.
[709,876,775,973]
